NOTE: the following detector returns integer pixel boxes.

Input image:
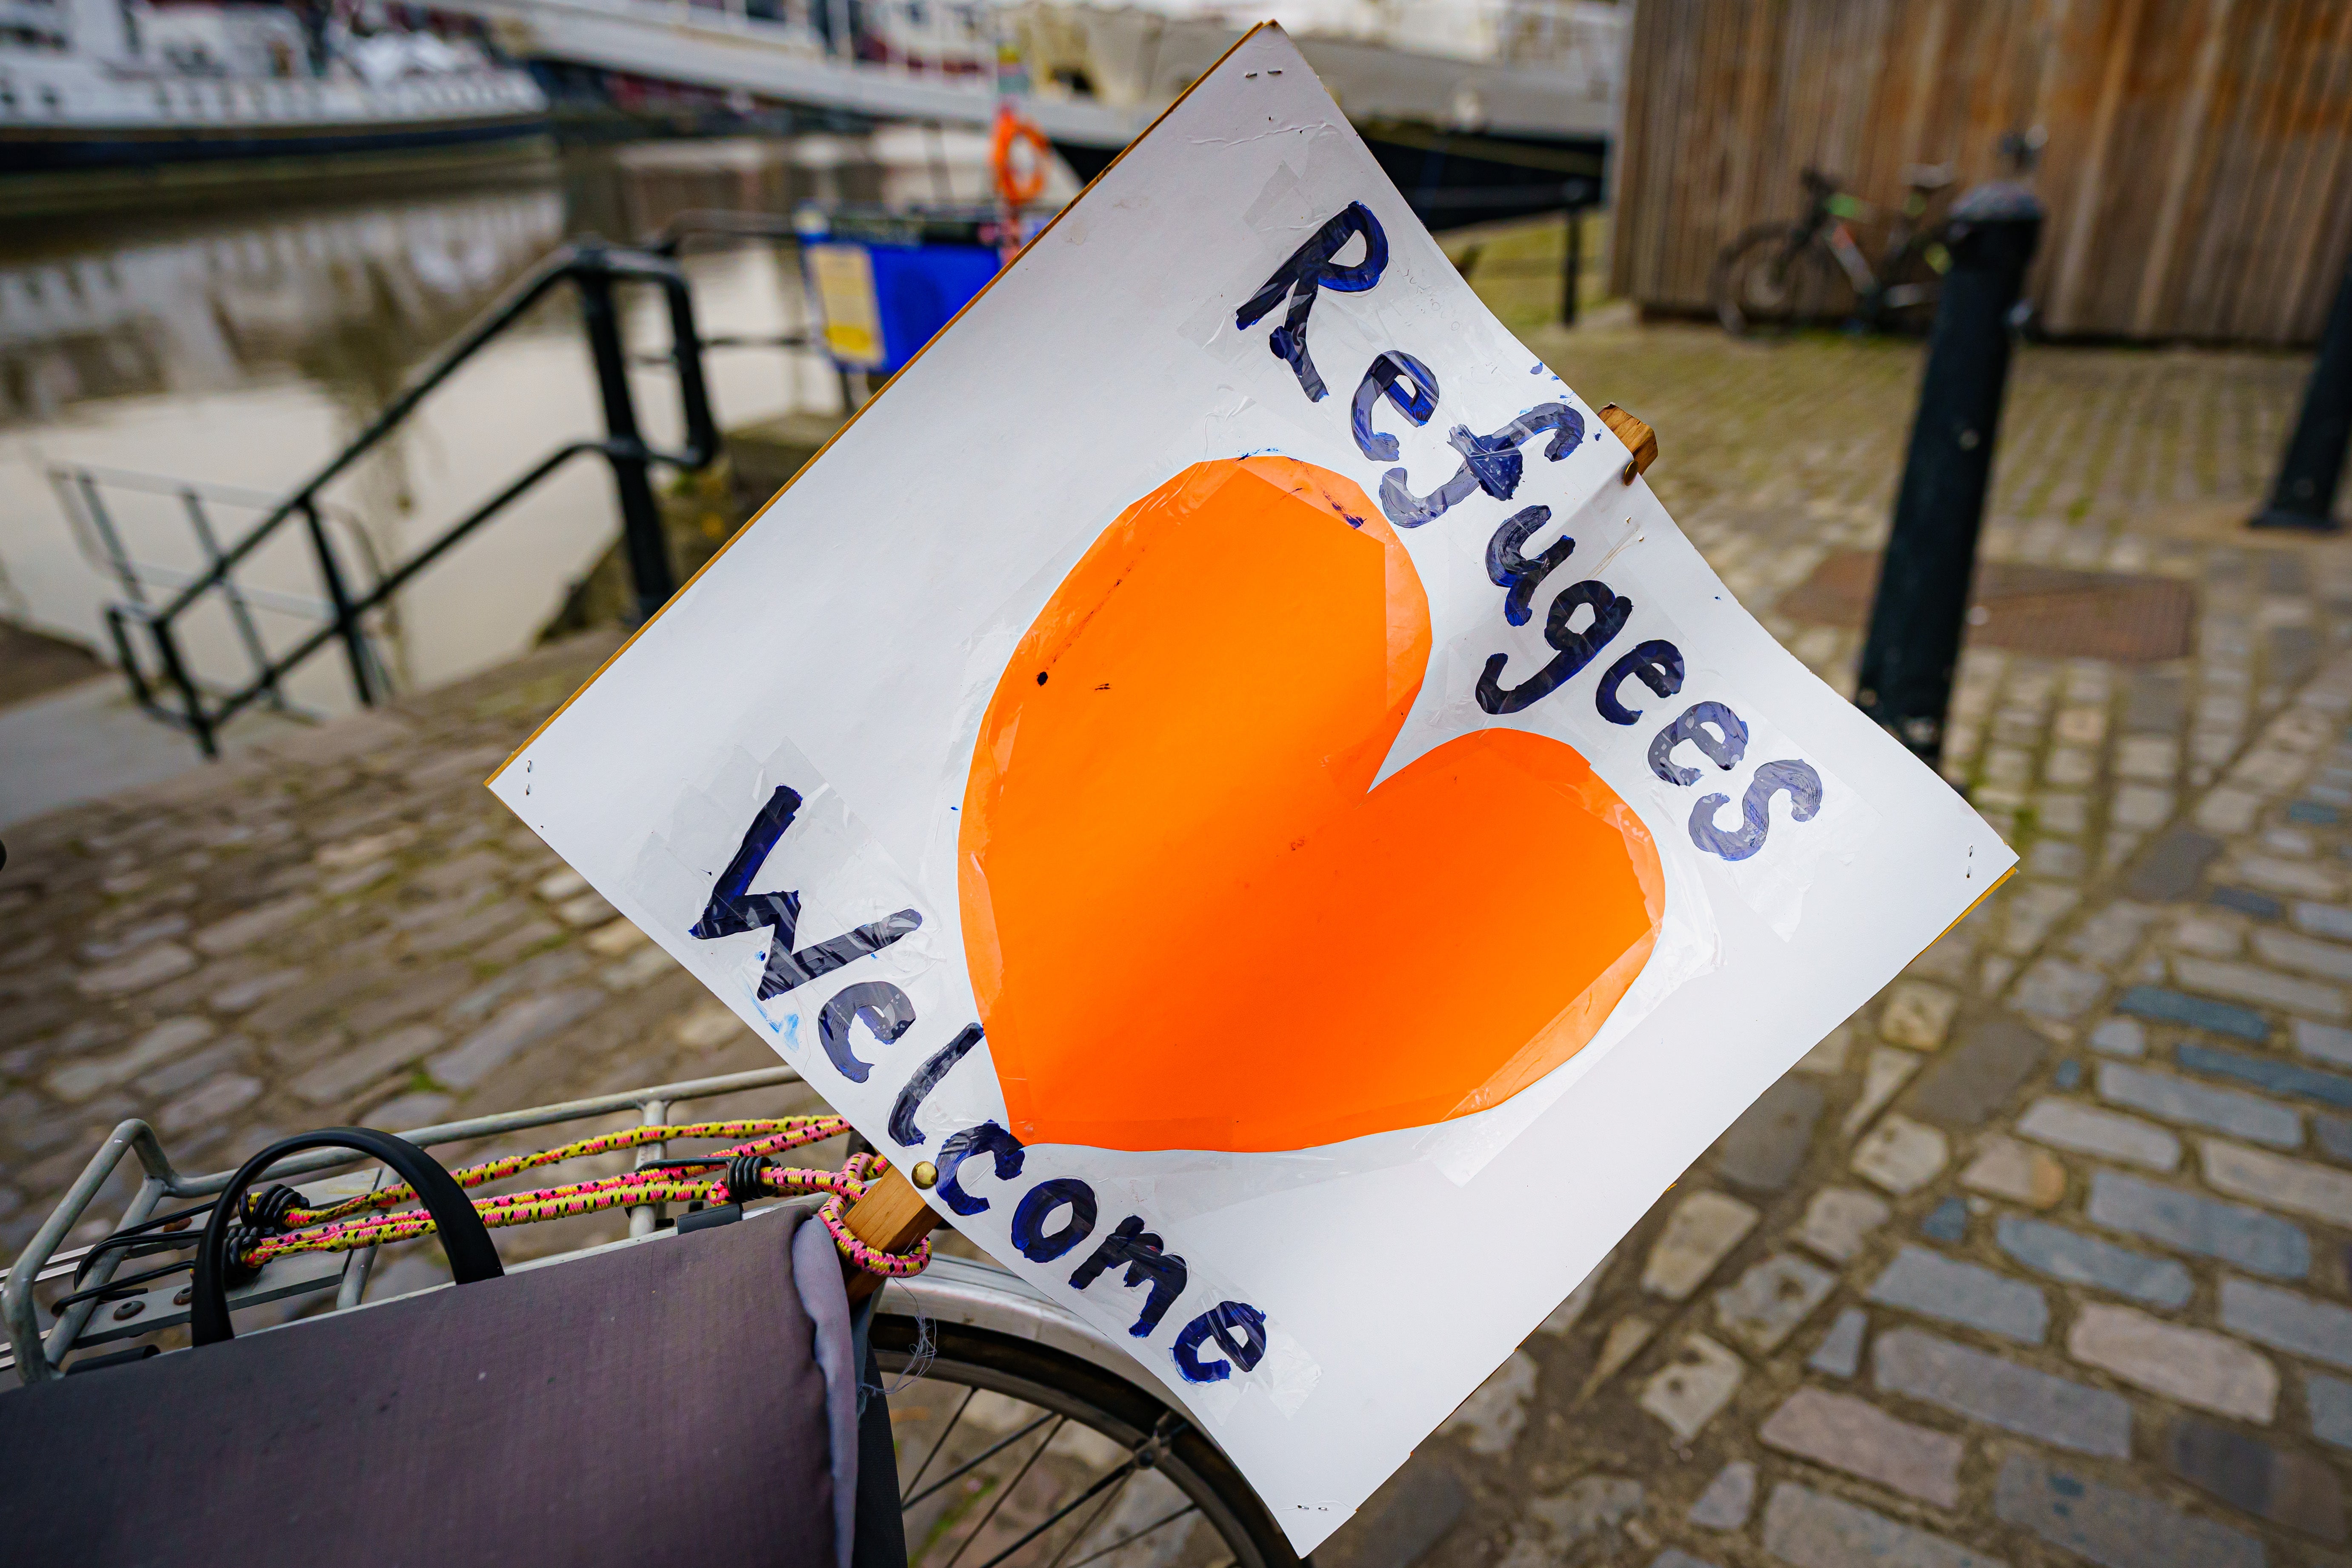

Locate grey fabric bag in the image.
[0,1128,857,1568]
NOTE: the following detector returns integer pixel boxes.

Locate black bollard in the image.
[2252,257,2352,532]
[1855,182,2044,766]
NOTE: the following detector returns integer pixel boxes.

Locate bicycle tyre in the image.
[873,1311,1301,1568]
[1713,224,1836,336]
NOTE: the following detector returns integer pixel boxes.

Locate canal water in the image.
[0,128,1018,732]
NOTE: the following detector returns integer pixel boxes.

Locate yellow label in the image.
[808,244,884,368]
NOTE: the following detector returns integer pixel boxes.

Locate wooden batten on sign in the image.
[840,1165,940,1303]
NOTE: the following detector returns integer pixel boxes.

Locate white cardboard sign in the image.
[491,26,2012,1551]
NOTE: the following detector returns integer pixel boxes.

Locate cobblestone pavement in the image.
[8,319,2352,1568]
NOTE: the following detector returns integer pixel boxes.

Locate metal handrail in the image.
[97,237,721,758]
[3,1063,807,1382]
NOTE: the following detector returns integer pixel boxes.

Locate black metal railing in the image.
[73,238,721,759]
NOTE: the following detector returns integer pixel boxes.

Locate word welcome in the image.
[1235,203,1823,864]
[692,787,1269,1385]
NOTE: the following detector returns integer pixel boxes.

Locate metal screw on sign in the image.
[1855,179,2044,766]
[2252,257,2352,533]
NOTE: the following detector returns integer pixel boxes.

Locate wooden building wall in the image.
[1609,0,2352,344]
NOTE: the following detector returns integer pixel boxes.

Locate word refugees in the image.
[1235,203,1825,864]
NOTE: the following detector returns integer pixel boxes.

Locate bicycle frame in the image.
[0,1064,1120,1385]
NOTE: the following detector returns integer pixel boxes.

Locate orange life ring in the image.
[991,103,1052,210]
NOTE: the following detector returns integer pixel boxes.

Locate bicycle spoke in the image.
[1038,1466,1138,1568]
[905,1411,1057,1508]
[1058,1504,1201,1568]
[903,1385,979,1505]
[963,1451,1150,1568]
[935,1415,1066,1568]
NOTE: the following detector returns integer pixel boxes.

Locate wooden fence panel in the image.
[1608,0,2352,343]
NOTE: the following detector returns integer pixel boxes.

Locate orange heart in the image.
[959,456,1664,1153]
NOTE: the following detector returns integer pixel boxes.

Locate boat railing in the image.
[56,236,723,758]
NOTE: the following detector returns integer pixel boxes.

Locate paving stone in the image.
[2068,1303,2279,1422]
[74,943,198,997]
[2174,954,2348,1020]
[2296,902,2352,943]
[1842,1048,1922,1138]
[1712,1076,1825,1193]
[1872,1326,2130,1457]
[1959,1136,2066,1208]
[583,920,648,957]
[1796,1187,1891,1262]
[1686,1461,1755,1530]
[1759,1388,1962,1508]
[2170,914,2246,957]
[1638,1335,1744,1442]
[2115,984,2271,1042]
[1918,1196,1968,1242]
[1647,1554,1719,1568]
[289,1023,446,1106]
[1994,1213,2193,1308]
[1440,1350,1536,1456]
[1581,1317,1656,1399]
[2088,1017,2146,1057]
[2011,959,2106,1022]
[2318,1113,2352,1165]
[192,893,318,957]
[1317,1457,1468,1568]
[2309,1371,2352,1450]
[2113,784,2175,832]
[1880,981,1960,1051]
[1761,1483,2005,1568]
[139,1037,249,1099]
[2202,1139,2352,1226]
[208,967,306,1014]
[428,988,603,1090]
[2257,926,2352,985]
[1904,1016,2047,1129]
[2294,1017,2352,1068]
[2179,1040,2352,1110]
[1794,1023,1855,1077]
[2166,1414,2346,1540]
[2066,902,2160,967]
[1809,1307,1868,1378]
[2096,1062,2301,1147]
[2015,1096,2181,1170]
[43,1017,215,1103]
[2087,1168,2311,1277]
[1851,1115,1948,1195]
[2220,1277,2352,1370]
[534,866,590,903]
[158,1071,264,1135]
[1713,1252,1835,1354]
[1642,1191,1760,1300]
[1525,1475,1644,1556]
[1994,1453,2262,1568]
[1865,1246,2048,1343]
[363,1090,454,1131]
[2125,827,2224,902]
[2211,885,2286,919]
[2236,854,2346,900]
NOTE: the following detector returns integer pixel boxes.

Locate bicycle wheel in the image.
[1874,240,1946,335]
[1713,225,1838,335]
[874,1313,1300,1568]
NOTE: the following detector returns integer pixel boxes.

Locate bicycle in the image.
[2,1066,1298,1568]
[1712,164,1955,337]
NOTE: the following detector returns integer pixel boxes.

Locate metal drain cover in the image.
[1777,551,2196,663]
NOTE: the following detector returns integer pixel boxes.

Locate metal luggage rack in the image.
[2,1065,814,1384]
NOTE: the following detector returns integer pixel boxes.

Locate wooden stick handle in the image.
[1598,404,1659,482]
[840,1162,940,1305]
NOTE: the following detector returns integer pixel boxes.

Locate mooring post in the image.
[575,243,678,623]
[1855,181,2044,767]
[2252,257,2352,533]
[1561,206,1582,327]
